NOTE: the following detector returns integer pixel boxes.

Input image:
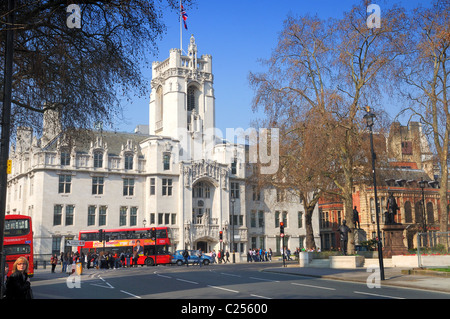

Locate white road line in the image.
[353,291,405,299]
[250,294,272,299]
[291,282,336,290]
[120,290,141,299]
[157,274,172,279]
[176,278,199,284]
[221,272,241,277]
[207,285,239,293]
[249,277,280,282]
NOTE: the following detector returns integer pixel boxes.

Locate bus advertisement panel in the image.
[4,215,34,277]
[78,227,172,266]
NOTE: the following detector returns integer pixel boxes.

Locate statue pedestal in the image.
[354,228,367,246]
[382,224,408,258]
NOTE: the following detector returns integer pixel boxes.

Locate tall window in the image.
[282,211,288,228]
[120,207,127,226]
[123,178,134,196]
[130,207,137,226]
[404,201,412,223]
[92,177,104,195]
[53,205,63,225]
[275,211,280,228]
[125,154,133,170]
[65,205,74,225]
[163,153,170,170]
[150,178,155,195]
[99,206,107,226]
[187,86,196,111]
[88,206,96,226]
[298,211,304,228]
[60,150,70,166]
[162,178,173,196]
[258,210,264,228]
[58,174,71,193]
[93,151,103,168]
[231,182,239,199]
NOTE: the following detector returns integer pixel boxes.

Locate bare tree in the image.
[250,1,406,253]
[0,0,194,135]
[394,1,450,236]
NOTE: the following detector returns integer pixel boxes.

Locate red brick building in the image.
[319,122,448,251]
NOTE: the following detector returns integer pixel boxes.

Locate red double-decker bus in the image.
[78,226,172,266]
[4,215,34,277]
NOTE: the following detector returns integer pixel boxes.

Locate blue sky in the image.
[113,0,432,134]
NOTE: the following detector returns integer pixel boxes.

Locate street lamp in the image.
[364,106,385,281]
[231,193,236,263]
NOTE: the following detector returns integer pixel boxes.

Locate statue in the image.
[386,193,399,225]
[337,220,351,255]
[352,206,360,229]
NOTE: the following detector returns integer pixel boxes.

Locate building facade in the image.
[7,36,320,261]
[319,121,447,251]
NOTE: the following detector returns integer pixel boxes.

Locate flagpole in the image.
[180,0,182,53]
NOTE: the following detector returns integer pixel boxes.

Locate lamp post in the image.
[231,193,236,263]
[419,178,428,244]
[363,106,385,281]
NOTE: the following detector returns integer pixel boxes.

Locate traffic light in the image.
[98,229,103,242]
[150,227,156,241]
[279,222,284,235]
[219,231,223,242]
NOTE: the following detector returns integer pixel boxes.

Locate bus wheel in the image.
[145,258,155,266]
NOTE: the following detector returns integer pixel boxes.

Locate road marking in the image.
[221,272,241,277]
[176,278,199,284]
[291,282,336,290]
[353,291,405,299]
[208,285,239,293]
[157,274,172,279]
[249,277,279,282]
[120,290,141,299]
[251,294,272,299]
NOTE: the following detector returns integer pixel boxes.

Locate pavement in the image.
[263,263,450,294]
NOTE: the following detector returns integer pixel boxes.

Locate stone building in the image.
[319,121,447,251]
[6,36,320,261]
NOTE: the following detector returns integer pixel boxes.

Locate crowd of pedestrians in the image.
[50,250,143,274]
[246,248,273,262]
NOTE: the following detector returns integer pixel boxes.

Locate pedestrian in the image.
[225,250,230,263]
[197,249,203,267]
[2,263,9,298]
[50,253,58,273]
[183,248,189,267]
[5,256,33,299]
[126,250,131,268]
[268,248,272,261]
[61,252,68,273]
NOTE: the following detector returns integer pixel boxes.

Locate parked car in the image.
[172,250,212,266]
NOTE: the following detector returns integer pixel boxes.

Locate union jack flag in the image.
[181,4,188,29]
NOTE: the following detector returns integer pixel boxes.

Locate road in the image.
[32,262,450,302]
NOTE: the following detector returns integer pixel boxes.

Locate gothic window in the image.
[404,201,412,223]
[415,200,423,224]
[427,202,434,224]
[187,86,196,111]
